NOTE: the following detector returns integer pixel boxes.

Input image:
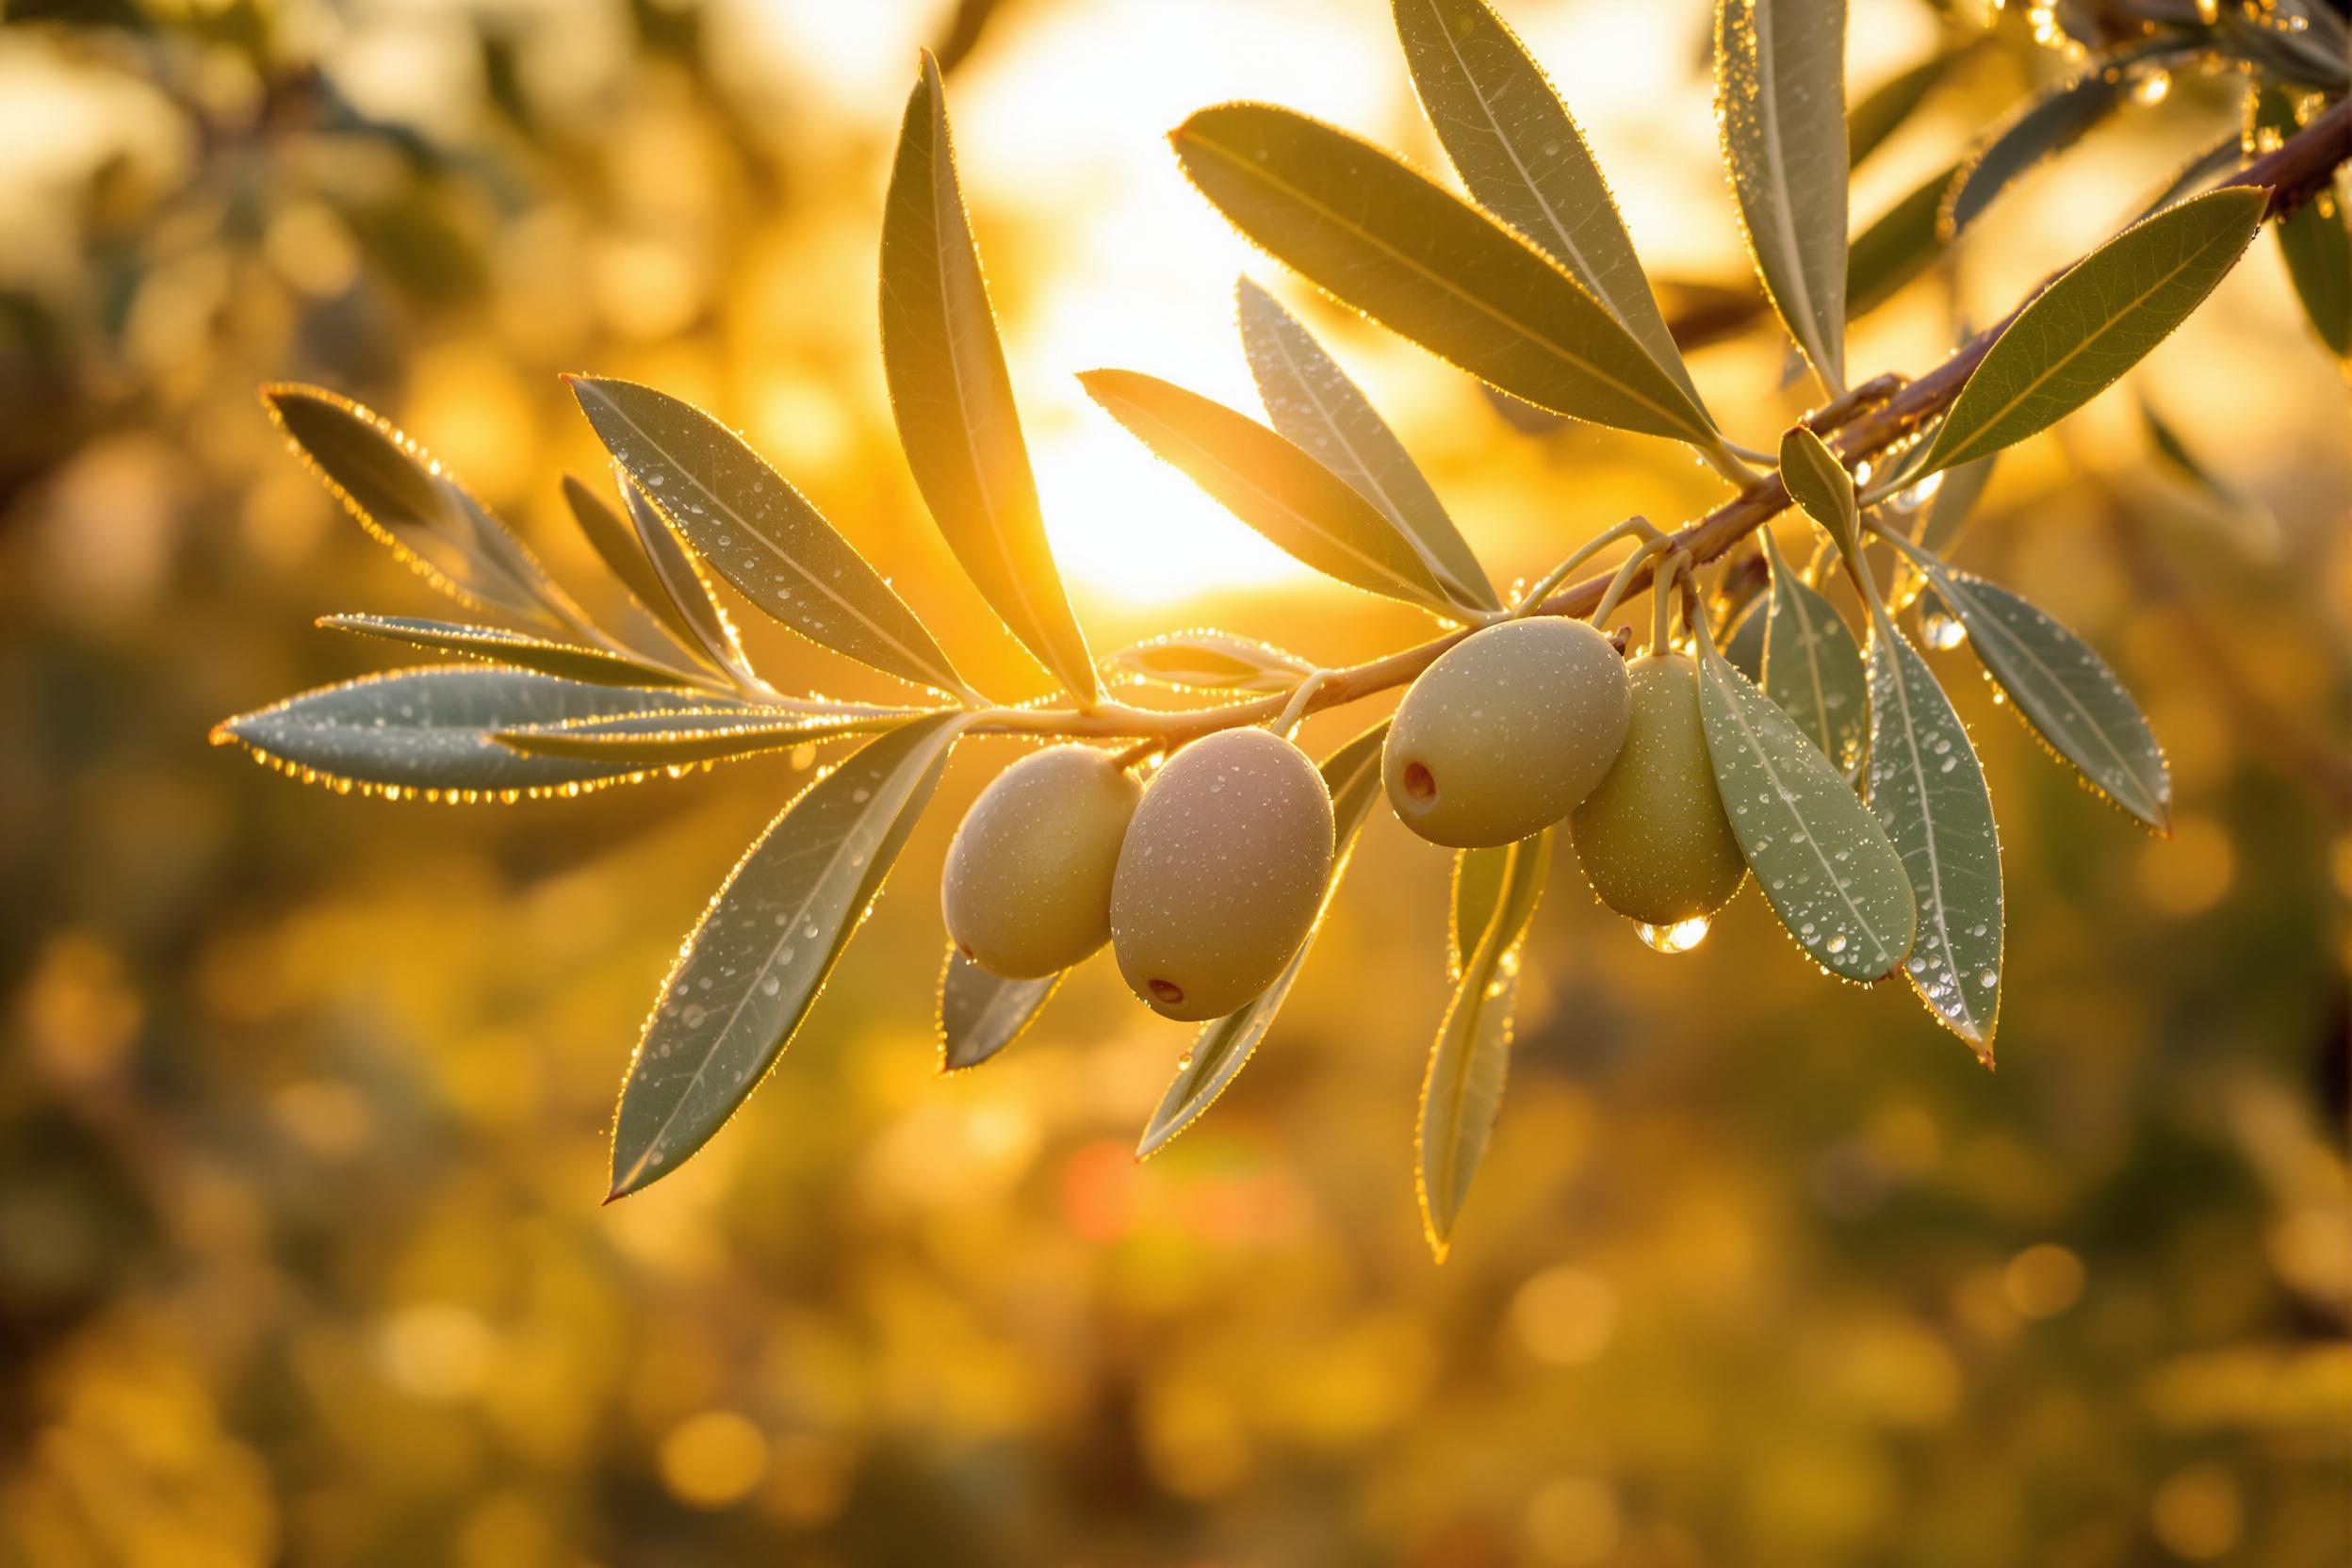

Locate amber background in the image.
[2,1,2347,1564]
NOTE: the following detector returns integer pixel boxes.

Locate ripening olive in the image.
[1110,727,1335,1021]
[1383,617,1631,848]
[1571,652,1746,924]
[941,744,1141,979]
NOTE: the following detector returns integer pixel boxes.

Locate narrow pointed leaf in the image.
[1418,829,1550,1259]
[1237,278,1496,609]
[616,476,758,681]
[1080,369,1460,612]
[938,949,1063,1071]
[1715,0,1850,391]
[496,706,917,765]
[1849,160,1958,317]
[1848,46,1968,168]
[1169,103,1716,443]
[1697,636,1914,981]
[1108,629,1314,694]
[2254,89,2351,360]
[568,377,969,696]
[610,714,969,1198]
[1778,425,1861,555]
[1723,597,1768,683]
[1758,531,1869,783]
[561,473,720,670]
[264,384,582,629]
[1883,536,2169,830]
[1915,453,1996,559]
[212,667,710,798]
[1394,0,1705,409]
[1914,188,2268,478]
[1862,608,2002,1054]
[318,613,699,690]
[882,52,1098,701]
[2137,396,2278,549]
[1945,44,2175,237]
[1138,723,1387,1157]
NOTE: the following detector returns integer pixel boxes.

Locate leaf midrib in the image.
[1873,624,1984,1039]
[1951,574,2162,813]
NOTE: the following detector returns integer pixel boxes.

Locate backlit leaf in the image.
[1945,43,2176,237]
[496,706,917,766]
[1394,0,1705,409]
[318,613,700,690]
[938,949,1063,1072]
[2254,89,2351,360]
[1138,723,1388,1157]
[1418,828,1550,1259]
[1080,368,1461,613]
[1723,597,1768,683]
[615,477,758,682]
[1914,188,2267,478]
[1848,160,1957,317]
[1237,278,1496,610]
[1848,45,1968,168]
[1715,0,1850,392]
[1697,633,1914,981]
[882,53,1099,701]
[1108,629,1314,694]
[1758,531,1868,783]
[609,713,969,1198]
[1170,103,1717,443]
[1778,424,1860,556]
[560,472,710,669]
[568,377,970,697]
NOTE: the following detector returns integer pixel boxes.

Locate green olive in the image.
[1383,617,1631,847]
[941,744,1141,979]
[1571,652,1746,924]
[1110,727,1334,1021]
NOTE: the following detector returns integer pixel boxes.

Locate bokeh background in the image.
[2,0,2347,1563]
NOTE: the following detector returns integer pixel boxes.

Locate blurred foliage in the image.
[0,1,2346,1564]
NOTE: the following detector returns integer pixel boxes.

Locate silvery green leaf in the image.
[1138,723,1388,1158]
[610,713,968,1198]
[882,53,1098,702]
[1914,188,2268,478]
[496,706,917,766]
[1759,530,1869,784]
[318,613,700,690]
[1715,0,1850,392]
[1394,0,1706,411]
[1778,424,1860,556]
[1108,629,1315,694]
[1882,535,2170,831]
[1848,160,1957,317]
[2253,89,2350,360]
[212,667,712,799]
[568,376,970,697]
[1848,45,1968,168]
[1080,368,1462,613]
[1723,597,1768,683]
[615,476,759,683]
[559,472,710,668]
[1169,104,1718,444]
[1697,635,1914,981]
[1417,828,1549,1260]
[938,948,1063,1072]
[1862,607,2003,1056]
[1237,279,1497,611]
[1944,43,2179,237]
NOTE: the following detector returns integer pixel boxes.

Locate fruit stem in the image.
[1650,550,1690,654]
[1509,515,1665,619]
[1269,670,1335,740]
[1591,534,1672,630]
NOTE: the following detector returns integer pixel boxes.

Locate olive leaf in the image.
[1881,534,2169,831]
[1944,41,2179,237]
[1138,722,1387,1158]
[2218,0,2350,92]
[1778,425,1861,556]
[882,52,1099,702]
[1697,631,1914,982]
[1857,593,2004,1056]
[1849,160,1958,317]
[263,384,589,632]
[1913,188,2269,479]
[1169,103,1718,444]
[568,376,972,698]
[1723,597,1768,683]
[938,948,1063,1072]
[2137,133,2244,223]
[559,472,713,669]
[1848,44,1968,168]
[495,706,917,766]
[2137,394,2278,549]
[1418,828,1550,1260]
[1393,0,1706,412]
[1108,629,1315,694]
[1914,453,1996,560]
[1758,531,1868,783]
[1715,0,1850,393]
[613,476,760,682]
[1236,278,1497,611]
[212,667,718,799]
[318,613,701,690]
[1079,368,1462,613]
[609,712,969,1199]
[2253,89,2351,360]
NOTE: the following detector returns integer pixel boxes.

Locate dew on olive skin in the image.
[941,743,1140,979]
[1574,652,1747,926]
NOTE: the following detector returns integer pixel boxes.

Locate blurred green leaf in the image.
[1108,629,1314,694]
[318,613,700,690]
[882,52,1098,702]
[1915,453,1996,559]
[1715,0,1850,392]
[2217,0,2350,91]
[2137,132,2243,222]
[1945,42,2177,237]
[1848,160,1957,317]
[1080,368,1461,613]
[1915,188,2267,478]
[1759,530,1868,784]
[1394,0,1705,411]
[1848,44,1968,168]
[1139,723,1388,1158]
[561,473,725,674]
[610,713,969,1198]
[1698,633,1914,981]
[568,377,970,698]
[212,667,712,798]
[1418,828,1549,1260]
[2253,89,2351,360]
[938,948,1063,1072]
[1170,103,1717,443]
[1237,278,1496,611]
[495,706,916,765]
